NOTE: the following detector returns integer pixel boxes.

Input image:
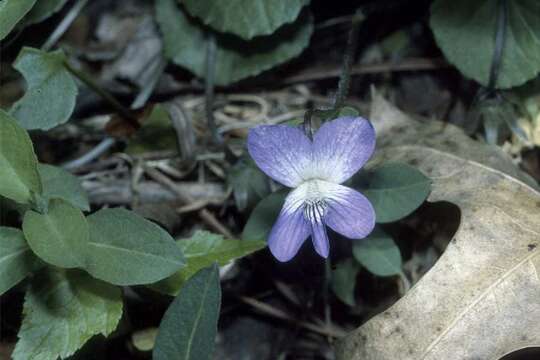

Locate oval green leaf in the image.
[352,226,402,277]
[23,199,88,268]
[10,47,78,130]
[0,110,42,204]
[0,227,41,295]
[0,0,36,40]
[153,264,221,360]
[156,0,313,86]
[38,163,89,211]
[353,163,431,223]
[85,208,185,286]
[152,231,265,296]
[182,0,309,40]
[430,0,540,89]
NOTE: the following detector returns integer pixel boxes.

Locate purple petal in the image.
[312,117,375,184]
[324,183,375,239]
[268,189,310,262]
[311,220,329,258]
[247,125,312,187]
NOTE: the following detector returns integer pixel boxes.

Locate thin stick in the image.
[63,61,138,128]
[42,0,89,51]
[143,165,234,238]
[239,296,347,338]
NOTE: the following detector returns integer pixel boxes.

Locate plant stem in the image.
[205,33,222,144]
[63,61,139,129]
[333,9,364,110]
[303,9,364,130]
[487,0,508,91]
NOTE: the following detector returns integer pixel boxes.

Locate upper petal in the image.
[247,125,312,187]
[323,183,375,239]
[268,188,311,262]
[312,116,375,184]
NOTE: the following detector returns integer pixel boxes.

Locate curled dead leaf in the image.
[336,93,540,360]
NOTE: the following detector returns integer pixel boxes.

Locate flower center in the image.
[298,179,329,223]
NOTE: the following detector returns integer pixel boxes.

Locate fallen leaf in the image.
[336,92,540,360]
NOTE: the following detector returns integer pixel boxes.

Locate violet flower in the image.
[247,116,376,262]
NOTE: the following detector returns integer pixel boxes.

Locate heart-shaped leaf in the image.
[430,0,540,88]
[23,199,88,268]
[12,270,122,360]
[156,0,313,86]
[0,227,41,295]
[182,0,309,40]
[352,163,431,223]
[336,93,540,359]
[85,208,185,286]
[153,264,221,360]
[0,110,42,204]
[352,226,402,277]
[10,47,78,130]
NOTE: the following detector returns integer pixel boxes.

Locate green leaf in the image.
[241,189,288,242]
[182,0,309,40]
[430,0,540,89]
[0,227,41,295]
[85,208,185,286]
[227,156,270,211]
[352,163,431,223]
[153,264,221,360]
[23,199,88,268]
[352,226,402,277]
[10,47,78,130]
[12,270,122,360]
[331,258,360,306]
[0,110,42,204]
[20,0,69,27]
[156,0,313,86]
[152,231,265,296]
[38,163,89,211]
[0,0,36,40]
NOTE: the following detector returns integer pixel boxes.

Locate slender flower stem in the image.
[205,33,222,144]
[333,10,364,110]
[303,9,364,131]
[63,60,139,129]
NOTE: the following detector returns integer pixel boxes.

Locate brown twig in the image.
[284,57,449,85]
[142,165,234,238]
[239,296,347,339]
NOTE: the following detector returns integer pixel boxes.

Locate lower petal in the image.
[311,220,329,258]
[268,192,310,262]
[324,184,375,239]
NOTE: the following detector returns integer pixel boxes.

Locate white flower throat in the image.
[295,179,332,223]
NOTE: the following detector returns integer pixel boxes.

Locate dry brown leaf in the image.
[336,92,540,360]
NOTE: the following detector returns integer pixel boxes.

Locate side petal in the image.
[268,189,310,262]
[312,116,375,184]
[323,183,375,239]
[247,125,312,187]
[311,220,329,258]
